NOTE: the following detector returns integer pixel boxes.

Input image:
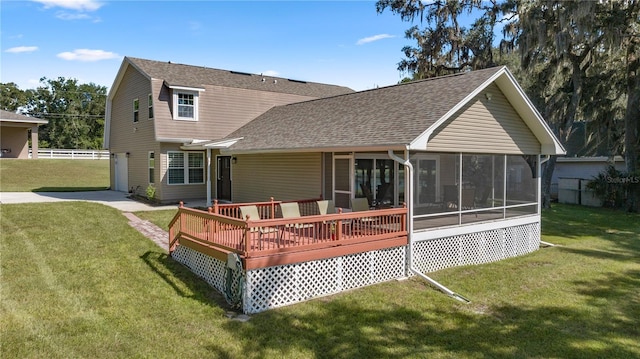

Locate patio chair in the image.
[280,202,315,242]
[316,200,335,215]
[239,205,278,249]
[350,197,377,234]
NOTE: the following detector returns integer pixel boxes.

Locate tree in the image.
[26,77,106,149]
[516,0,640,210]
[379,0,640,210]
[0,82,32,112]
[376,0,516,78]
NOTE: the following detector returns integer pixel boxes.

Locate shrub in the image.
[146,185,156,201]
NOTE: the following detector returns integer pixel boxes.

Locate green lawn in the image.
[0,159,109,192]
[1,202,638,358]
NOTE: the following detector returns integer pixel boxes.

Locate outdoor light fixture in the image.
[485,92,492,101]
[232,157,237,164]
[126,152,130,158]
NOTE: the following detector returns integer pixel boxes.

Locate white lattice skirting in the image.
[171,221,540,314]
[411,222,541,273]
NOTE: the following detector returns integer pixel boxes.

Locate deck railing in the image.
[169,199,408,260]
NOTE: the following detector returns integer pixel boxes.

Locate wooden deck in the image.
[168,198,408,270]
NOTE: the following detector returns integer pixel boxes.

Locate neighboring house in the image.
[104,56,353,201]
[554,156,626,206]
[0,110,47,159]
[160,64,566,313]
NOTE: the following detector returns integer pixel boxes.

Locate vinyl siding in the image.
[154,85,317,141]
[232,153,322,203]
[428,83,541,154]
[323,152,333,199]
[108,66,158,193]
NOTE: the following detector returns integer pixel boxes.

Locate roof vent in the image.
[288,78,307,84]
[261,78,266,82]
[230,70,252,76]
[273,79,277,84]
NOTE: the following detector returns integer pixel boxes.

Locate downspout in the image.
[387,149,470,303]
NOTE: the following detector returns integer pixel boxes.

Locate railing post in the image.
[244,214,251,255]
[213,199,219,214]
[270,197,275,219]
[336,208,343,241]
[402,202,407,232]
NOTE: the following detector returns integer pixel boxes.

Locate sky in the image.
[1,0,421,92]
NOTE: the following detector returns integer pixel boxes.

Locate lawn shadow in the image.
[205,272,640,359]
[33,186,110,192]
[139,250,231,311]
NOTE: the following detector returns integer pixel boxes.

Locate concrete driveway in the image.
[0,190,206,212]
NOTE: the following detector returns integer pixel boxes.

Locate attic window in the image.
[172,90,199,121]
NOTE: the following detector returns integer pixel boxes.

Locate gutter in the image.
[387,150,470,304]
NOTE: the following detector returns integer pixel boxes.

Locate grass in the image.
[0,159,109,192]
[1,202,639,358]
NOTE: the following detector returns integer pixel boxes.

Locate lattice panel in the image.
[413,222,540,273]
[170,245,226,293]
[244,246,405,314]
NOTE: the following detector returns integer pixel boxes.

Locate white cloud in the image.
[261,70,279,77]
[56,12,91,20]
[5,46,39,53]
[33,0,104,12]
[57,49,119,62]
[356,34,395,45]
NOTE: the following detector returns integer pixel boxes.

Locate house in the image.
[0,110,47,159]
[103,56,353,201]
[106,58,565,313]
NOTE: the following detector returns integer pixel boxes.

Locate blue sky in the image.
[1,0,420,92]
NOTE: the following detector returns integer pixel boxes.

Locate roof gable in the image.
[225,66,564,155]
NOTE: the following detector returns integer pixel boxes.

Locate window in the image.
[148,94,154,119]
[173,91,198,121]
[148,152,155,184]
[167,151,204,185]
[133,99,139,122]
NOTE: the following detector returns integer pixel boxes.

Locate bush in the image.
[586,165,637,208]
[146,185,156,201]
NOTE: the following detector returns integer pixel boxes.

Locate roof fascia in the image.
[165,83,206,92]
[0,118,48,125]
[220,144,407,155]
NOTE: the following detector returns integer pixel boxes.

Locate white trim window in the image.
[133,98,139,122]
[148,94,154,119]
[172,90,198,121]
[148,151,155,184]
[167,151,204,185]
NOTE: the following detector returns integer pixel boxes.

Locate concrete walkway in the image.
[0,190,207,251]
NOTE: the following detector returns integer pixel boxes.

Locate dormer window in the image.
[168,84,204,121]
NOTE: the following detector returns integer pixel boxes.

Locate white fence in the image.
[29,149,110,160]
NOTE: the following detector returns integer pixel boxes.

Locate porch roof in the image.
[220,66,565,155]
[0,110,48,126]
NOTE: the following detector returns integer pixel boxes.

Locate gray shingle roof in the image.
[226,66,505,152]
[0,110,47,124]
[126,57,355,98]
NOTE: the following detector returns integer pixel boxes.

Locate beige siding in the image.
[154,85,317,141]
[232,153,322,203]
[157,143,208,203]
[109,66,159,193]
[428,83,541,154]
[323,153,333,199]
[0,126,29,158]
